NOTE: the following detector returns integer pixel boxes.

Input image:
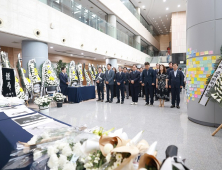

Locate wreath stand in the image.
[212,124,222,136]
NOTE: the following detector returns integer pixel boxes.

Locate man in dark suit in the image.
[105,63,115,103]
[142,62,155,106]
[59,67,69,103]
[154,63,159,101]
[116,66,125,104]
[166,62,173,101]
[139,67,144,97]
[96,67,105,102]
[169,63,183,109]
[123,67,129,99]
[129,65,140,105]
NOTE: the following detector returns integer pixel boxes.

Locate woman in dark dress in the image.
[156,64,169,107]
[112,67,117,98]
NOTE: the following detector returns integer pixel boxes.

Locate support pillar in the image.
[107,14,117,38]
[133,35,141,50]
[22,40,48,75]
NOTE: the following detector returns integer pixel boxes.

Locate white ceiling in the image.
[0,32,136,66]
[130,0,187,35]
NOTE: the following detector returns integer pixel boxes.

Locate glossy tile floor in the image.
[30,90,222,170]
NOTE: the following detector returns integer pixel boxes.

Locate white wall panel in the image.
[0,0,150,64]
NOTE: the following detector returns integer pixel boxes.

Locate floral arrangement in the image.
[1,51,11,68]
[69,61,78,83]
[209,73,222,104]
[15,77,25,100]
[77,63,84,82]
[17,54,32,94]
[88,63,96,81]
[28,59,41,84]
[3,127,164,170]
[34,95,53,107]
[92,64,98,76]
[42,60,58,87]
[83,64,91,85]
[53,92,66,102]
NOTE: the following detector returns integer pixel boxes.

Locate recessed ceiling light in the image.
[70,54,73,56]
[159,17,161,18]
[178,5,181,7]
[81,53,84,55]
[163,0,166,2]
[166,15,167,17]
[166,7,169,10]
[155,21,156,22]
[50,47,53,49]
[142,5,145,8]
[153,18,154,19]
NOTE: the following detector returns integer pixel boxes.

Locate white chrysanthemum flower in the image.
[116,154,123,161]
[62,162,76,170]
[72,142,83,157]
[47,146,59,156]
[62,145,73,156]
[47,154,59,169]
[58,154,68,168]
[33,150,42,161]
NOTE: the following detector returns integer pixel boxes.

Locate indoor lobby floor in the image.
[30,90,222,170]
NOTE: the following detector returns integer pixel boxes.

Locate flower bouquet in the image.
[69,61,78,86]
[77,63,84,83]
[34,95,53,110]
[15,77,25,100]
[17,54,32,98]
[28,59,41,84]
[88,63,96,81]
[1,51,11,68]
[92,64,98,76]
[3,127,163,170]
[83,63,91,85]
[53,92,66,107]
[42,60,58,87]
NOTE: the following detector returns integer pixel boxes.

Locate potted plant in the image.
[34,95,53,114]
[53,92,66,107]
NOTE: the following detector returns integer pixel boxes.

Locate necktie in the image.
[147,70,148,75]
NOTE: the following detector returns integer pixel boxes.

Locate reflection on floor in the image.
[29,90,222,170]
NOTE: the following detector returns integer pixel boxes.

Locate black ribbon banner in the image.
[2,68,16,97]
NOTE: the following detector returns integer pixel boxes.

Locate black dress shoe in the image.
[116,101,120,104]
[127,97,129,99]
[176,106,180,109]
[109,101,113,103]
[170,105,175,108]
[97,99,101,101]
[121,101,124,104]
[105,101,109,103]
[101,100,103,102]
[145,103,149,106]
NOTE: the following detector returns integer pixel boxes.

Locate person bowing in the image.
[142,62,155,106]
[129,65,140,105]
[116,66,125,104]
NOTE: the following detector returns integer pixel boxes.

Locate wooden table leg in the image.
[212,124,222,136]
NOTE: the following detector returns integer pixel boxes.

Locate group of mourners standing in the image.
[95,61,184,109]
